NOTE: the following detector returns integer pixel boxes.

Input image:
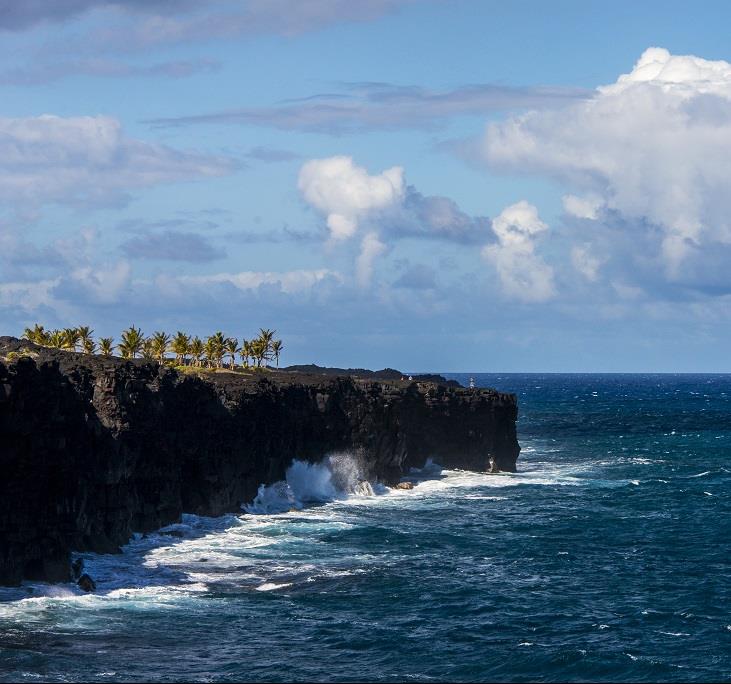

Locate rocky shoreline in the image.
[0,336,519,586]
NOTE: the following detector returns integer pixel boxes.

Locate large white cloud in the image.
[484,47,731,281]
[298,155,493,287]
[298,155,404,241]
[482,201,555,302]
[0,114,233,208]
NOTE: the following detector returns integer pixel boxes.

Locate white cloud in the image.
[0,114,233,208]
[482,201,555,302]
[68,260,131,303]
[355,231,387,287]
[171,269,340,294]
[0,279,58,312]
[298,155,493,288]
[571,245,602,281]
[298,156,404,242]
[599,47,731,97]
[483,47,731,283]
[562,194,602,220]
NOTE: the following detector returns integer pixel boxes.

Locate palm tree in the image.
[82,335,96,355]
[203,337,216,368]
[47,330,64,349]
[271,339,283,368]
[171,331,191,366]
[77,326,94,354]
[240,339,252,368]
[118,326,145,359]
[150,331,171,364]
[61,327,80,352]
[23,324,47,345]
[257,328,275,366]
[250,338,267,367]
[189,337,204,367]
[225,337,239,370]
[99,337,115,357]
[141,338,155,360]
[205,332,226,368]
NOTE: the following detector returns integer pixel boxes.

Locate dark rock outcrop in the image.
[0,337,519,586]
[77,573,96,592]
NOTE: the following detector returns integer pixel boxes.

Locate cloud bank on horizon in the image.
[2,0,731,370]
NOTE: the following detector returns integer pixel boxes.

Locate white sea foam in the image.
[0,448,591,623]
[255,582,292,591]
[245,451,377,514]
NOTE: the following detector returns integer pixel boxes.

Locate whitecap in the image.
[255,582,292,592]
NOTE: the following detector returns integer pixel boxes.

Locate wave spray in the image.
[245,451,377,514]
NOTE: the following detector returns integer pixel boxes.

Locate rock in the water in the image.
[77,573,96,592]
[71,558,84,580]
[394,481,415,490]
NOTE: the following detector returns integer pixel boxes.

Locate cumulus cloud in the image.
[299,156,490,246]
[298,155,492,287]
[483,47,731,288]
[355,232,387,287]
[0,114,233,209]
[482,201,555,302]
[298,156,404,241]
[394,188,490,243]
[562,194,602,220]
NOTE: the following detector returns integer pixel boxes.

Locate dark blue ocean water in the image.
[1,374,730,682]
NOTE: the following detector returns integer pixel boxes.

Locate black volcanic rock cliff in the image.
[0,337,519,586]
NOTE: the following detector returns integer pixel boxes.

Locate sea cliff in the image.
[0,336,519,586]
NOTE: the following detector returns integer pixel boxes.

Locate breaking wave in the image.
[245,451,380,514]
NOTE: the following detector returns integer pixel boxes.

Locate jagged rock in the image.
[0,336,519,586]
[71,558,84,580]
[394,482,415,490]
[77,573,96,592]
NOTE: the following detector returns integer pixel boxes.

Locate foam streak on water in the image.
[1,374,730,682]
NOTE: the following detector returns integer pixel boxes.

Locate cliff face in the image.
[0,337,519,586]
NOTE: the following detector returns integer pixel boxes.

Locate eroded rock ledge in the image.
[0,336,519,586]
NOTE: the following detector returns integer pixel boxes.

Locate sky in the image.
[3,0,731,371]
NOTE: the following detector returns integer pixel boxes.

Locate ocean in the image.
[1,374,729,682]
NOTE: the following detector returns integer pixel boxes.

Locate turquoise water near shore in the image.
[1,374,730,682]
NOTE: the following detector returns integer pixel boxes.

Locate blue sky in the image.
[3,0,731,371]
